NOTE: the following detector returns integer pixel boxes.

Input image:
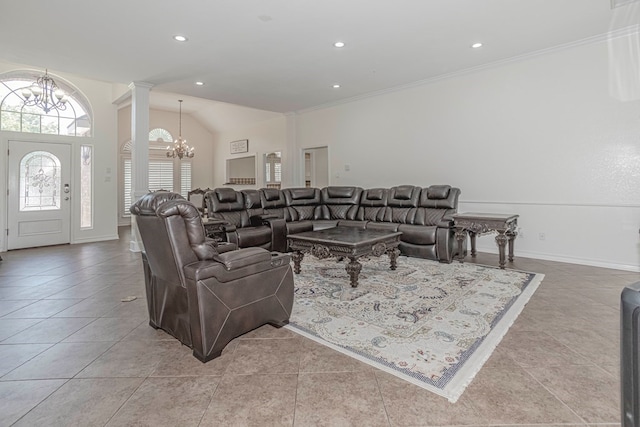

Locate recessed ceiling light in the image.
[332,84,341,89]
[471,42,483,49]
[195,81,204,86]
[334,41,345,48]
[173,35,188,42]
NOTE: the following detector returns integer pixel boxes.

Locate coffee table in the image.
[287,227,402,288]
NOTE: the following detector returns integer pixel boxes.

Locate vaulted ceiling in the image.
[0,1,636,114]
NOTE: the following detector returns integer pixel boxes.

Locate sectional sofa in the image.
[204,185,461,263]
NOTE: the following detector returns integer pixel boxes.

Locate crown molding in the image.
[297,25,640,115]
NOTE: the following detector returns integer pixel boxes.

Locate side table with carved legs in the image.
[452,213,519,269]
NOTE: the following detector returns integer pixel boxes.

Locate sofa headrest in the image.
[156,199,218,261]
[360,188,388,207]
[321,186,363,205]
[208,188,244,212]
[129,191,185,216]
[426,185,451,199]
[215,188,238,203]
[290,188,317,200]
[284,188,321,206]
[327,186,356,198]
[419,185,460,209]
[388,185,420,207]
[242,190,262,209]
[263,188,281,202]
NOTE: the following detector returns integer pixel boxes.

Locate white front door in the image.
[7,141,71,249]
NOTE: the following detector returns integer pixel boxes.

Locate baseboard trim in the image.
[476,247,640,272]
[72,234,119,244]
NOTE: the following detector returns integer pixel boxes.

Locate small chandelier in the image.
[166,99,194,159]
[21,69,68,113]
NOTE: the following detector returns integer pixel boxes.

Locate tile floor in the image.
[0,227,635,426]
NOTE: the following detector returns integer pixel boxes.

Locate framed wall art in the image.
[230,139,249,154]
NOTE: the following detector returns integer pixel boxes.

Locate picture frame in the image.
[230,139,249,154]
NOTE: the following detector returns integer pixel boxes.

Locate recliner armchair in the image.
[131,192,294,362]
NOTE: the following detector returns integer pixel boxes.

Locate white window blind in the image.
[148,160,173,191]
[180,162,192,198]
[122,159,176,216]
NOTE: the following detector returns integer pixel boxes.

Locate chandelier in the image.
[21,69,68,113]
[166,99,194,159]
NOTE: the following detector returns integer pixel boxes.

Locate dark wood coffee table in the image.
[287,227,402,288]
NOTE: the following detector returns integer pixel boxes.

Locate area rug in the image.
[285,256,544,403]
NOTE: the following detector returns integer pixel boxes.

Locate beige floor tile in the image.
[241,323,299,339]
[2,317,96,344]
[12,378,143,427]
[0,300,37,317]
[2,341,114,380]
[376,370,479,426]
[52,298,122,318]
[151,340,238,377]
[200,373,297,426]
[62,316,144,342]
[298,336,374,373]
[0,379,66,426]
[0,343,53,376]
[225,337,302,375]
[106,376,218,426]
[77,339,178,378]
[121,322,178,342]
[543,327,618,366]
[1,298,82,319]
[526,365,619,423]
[294,371,389,426]
[464,365,583,424]
[498,330,592,367]
[0,318,43,341]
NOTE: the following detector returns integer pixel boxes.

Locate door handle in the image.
[64,196,70,201]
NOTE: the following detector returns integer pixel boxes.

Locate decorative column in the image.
[129,81,153,252]
[284,112,299,187]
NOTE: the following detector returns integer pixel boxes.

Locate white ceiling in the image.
[0,1,636,113]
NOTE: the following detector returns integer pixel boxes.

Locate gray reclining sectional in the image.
[205,185,461,263]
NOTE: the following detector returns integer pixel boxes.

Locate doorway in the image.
[302,147,329,188]
[7,141,71,249]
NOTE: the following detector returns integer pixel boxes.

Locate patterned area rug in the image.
[285,256,544,402]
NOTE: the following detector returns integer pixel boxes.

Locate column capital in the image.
[128,81,154,90]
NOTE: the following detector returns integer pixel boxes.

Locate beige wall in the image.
[294,38,640,270]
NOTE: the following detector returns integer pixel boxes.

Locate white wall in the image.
[212,115,287,189]
[295,39,640,271]
[117,105,215,187]
[0,61,119,250]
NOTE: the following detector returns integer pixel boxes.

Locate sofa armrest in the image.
[249,214,279,227]
[213,247,272,270]
[436,219,456,263]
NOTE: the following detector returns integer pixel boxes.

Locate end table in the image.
[452,212,519,269]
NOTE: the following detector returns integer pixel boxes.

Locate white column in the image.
[129,81,153,252]
[284,112,299,187]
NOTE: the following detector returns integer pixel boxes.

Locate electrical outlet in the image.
[517,227,524,239]
[538,232,546,241]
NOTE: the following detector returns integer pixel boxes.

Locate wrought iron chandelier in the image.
[166,99,194,159]
[21,69,68,113]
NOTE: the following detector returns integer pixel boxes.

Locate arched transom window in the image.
[0,70,92,136]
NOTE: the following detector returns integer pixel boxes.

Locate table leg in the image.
[387,247,400,270]
[495,231,508,269]
[455,229,467,263]
[469,231,477,257]
[345,257,362,287]
[291,251,304,274]
[507,230,517,262]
